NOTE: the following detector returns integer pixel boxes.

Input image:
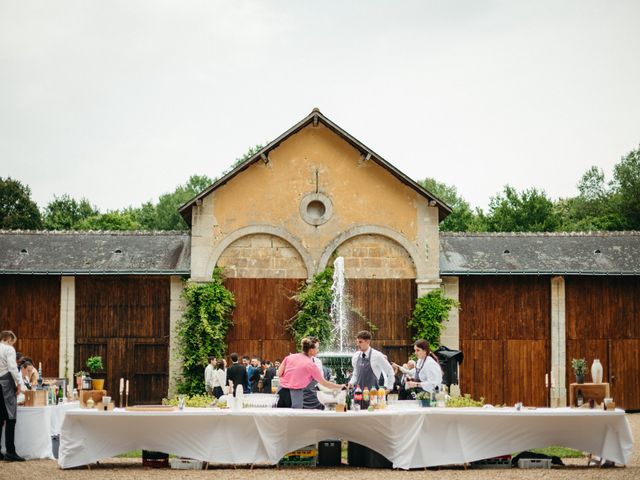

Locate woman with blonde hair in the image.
[0,330,25,461]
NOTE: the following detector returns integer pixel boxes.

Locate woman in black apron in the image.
[0,330,25,461]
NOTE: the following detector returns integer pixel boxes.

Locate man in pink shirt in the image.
[277,337,344,409]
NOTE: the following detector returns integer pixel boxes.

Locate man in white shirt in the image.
[204,356,216,396]
[349,330,394,391]
[0,330,25,461]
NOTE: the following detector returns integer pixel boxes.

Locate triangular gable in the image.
[179,109,452,226]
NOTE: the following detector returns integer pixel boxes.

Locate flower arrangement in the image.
[571,358,587,376]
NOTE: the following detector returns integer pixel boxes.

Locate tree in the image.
[76,211,141,231]
[418,178,481,231]
[486,185,559,232]
[611,144,640,229]
[0,177,42,229]
[43,194,99,230]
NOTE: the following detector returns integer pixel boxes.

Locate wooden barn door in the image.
[566,276,640,410]
[459,276,551,406]
[348,278,416,366]
[224,278,302,363]
[0,276,60,378]
[75,276,170,405]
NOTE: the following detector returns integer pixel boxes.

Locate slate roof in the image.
[440,231,640,275]
[179,108,452,225]
[0,230,191,275]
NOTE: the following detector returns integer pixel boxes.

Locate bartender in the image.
[277,337,344,409]
[349,330,395,391]
[404,339,443,393]
[0,330,24,462]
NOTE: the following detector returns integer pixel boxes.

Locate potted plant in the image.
[86,356,105,391]
[571,358,587,384]
[416,391,431,407]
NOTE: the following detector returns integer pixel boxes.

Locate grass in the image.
[117,450,142,458]
[530,446,584,458]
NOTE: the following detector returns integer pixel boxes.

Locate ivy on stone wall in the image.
[408,289,459,349]
[288,267,334,349]
[176,268,236,395]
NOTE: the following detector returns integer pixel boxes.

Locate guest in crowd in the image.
[226,353,248,396]
[0,330,25,462]
[404,339,443,393]
[276,337,344,409]
[274,359,281,370]
[349,330,395,391]
[392,359,416,399]
[261,360,276,393]
[204,356,216,396]
[213,360,226,398]
[249,357,261,393]
[19,361,36,390]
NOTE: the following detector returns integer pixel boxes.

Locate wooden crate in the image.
[23,390,46,407]
[80,390,106,407]
[569,383,610,407]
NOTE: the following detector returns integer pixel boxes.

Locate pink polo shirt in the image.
[279,353,323,389]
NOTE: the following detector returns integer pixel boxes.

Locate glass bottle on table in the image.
[58,383,65,404]
[576,389,584,407]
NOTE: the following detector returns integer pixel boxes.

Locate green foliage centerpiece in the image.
[176,268,236,396]
[408,289,459,348]
[86,355,104,391]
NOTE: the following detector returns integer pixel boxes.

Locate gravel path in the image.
[3,413,637,480]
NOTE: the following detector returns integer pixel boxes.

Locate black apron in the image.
[356,352,379,389]
[0,372,17,420]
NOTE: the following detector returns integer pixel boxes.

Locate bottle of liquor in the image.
[58,384,65,403]
[369,386,377,408]
[362,386,370,409]
[37,363,43,390]
[576,389,584,407]
[354,385,362,410]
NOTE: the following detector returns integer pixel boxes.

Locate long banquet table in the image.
[58,406,633,469]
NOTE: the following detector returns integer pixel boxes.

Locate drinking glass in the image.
[178,395,186,410]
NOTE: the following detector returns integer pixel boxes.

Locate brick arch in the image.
[205,225,314,279]
[318,225,424,278]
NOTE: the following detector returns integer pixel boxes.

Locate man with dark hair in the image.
[249,357,261,393]
[226,353,248,397]
[349,330,394,391]
[261,360,276,393]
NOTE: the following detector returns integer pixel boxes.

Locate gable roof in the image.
[179,109,452,226]
[440,231,640,275]
[0,230,190,275]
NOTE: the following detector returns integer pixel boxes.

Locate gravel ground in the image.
[3,413,637,480]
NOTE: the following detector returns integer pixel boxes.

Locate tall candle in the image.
[125,380,129,395]
[38,362,42,372]
[119,378,124,393]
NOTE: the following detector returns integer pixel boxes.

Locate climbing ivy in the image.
[408,289,459,348]
[288,267,334,349]
[176,268,236,395]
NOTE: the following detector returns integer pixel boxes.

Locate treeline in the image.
[1,144,638,232]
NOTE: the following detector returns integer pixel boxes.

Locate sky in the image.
[1,1,639,213]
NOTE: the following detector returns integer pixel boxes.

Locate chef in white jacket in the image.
[405,339,443,393]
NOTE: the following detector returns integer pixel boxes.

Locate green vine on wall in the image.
[408,289,459,348]
[288,267,334,348]
[176,268,236,395]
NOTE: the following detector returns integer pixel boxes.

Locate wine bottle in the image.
[576,389,584,407]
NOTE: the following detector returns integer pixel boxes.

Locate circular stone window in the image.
[300,193,333,226]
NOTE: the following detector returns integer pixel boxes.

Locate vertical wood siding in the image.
[75,276,170,404]
[565,276,640,410]
[459,276,551,406]
[0,276,60,378]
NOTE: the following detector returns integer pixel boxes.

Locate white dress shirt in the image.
[350,347,395,390]
[212,368,226,388]
[415,356,443,393]
[204,363,215,388]
[0,342,21,385]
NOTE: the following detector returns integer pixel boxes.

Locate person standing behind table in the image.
[226,353,248,397]
[276,338,344,409]
[0,330,25,462]
[249,357,261,394]
[349,330,395,392]
[404,339,443,394]
[212,360,227,398]
[204,356,216,396]
[261,360,276,393]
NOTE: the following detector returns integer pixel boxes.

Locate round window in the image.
[300,193,332,226]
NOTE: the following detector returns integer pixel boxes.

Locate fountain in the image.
[317,257,354,383]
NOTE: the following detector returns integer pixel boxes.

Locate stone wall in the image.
[335,234,415,278]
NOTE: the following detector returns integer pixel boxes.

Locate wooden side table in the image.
[569,383,610,407]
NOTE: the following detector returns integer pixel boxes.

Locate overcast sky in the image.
[1,1,639,213]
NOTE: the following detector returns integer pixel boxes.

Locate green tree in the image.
[486,185,559,232]
[418,178,482,231]
[0,177,42,229]
[43,194,99,230]
[176,269,236,395]
[611,144,640,229]
[77,211,141,230]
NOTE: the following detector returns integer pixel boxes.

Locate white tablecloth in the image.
[58,406,633,469]
[0,402,80,460]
